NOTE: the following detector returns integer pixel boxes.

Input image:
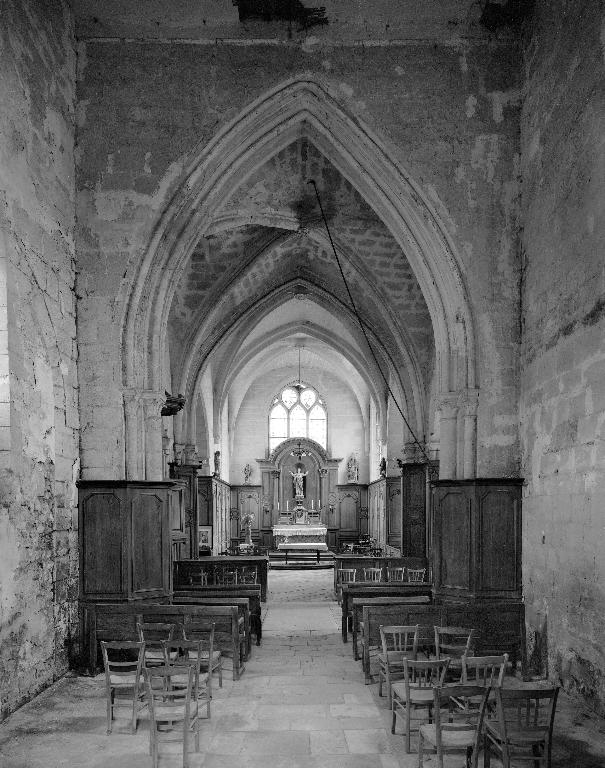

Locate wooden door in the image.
[402,464,427,557]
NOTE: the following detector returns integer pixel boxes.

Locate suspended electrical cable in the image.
[307,179,431,464]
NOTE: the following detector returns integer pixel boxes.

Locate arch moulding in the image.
[121,75,479,480]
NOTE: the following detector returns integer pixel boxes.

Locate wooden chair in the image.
[462,654,508,687]
[336,568,357,603]
[454,653,508,718]
[164,633,213,719]
[406,567,427,583]
[484,685,559,767]
[386,566,406,582]
[378,624,419,705]
[183,617,223,688]
[100,640,146,734]
[145,665,200,768]
[391,657,451,753]
[137,621,179,666]
[239,566,258,584]
[434,626,475,679]
[418,683,490,768]
[362,567,383,582]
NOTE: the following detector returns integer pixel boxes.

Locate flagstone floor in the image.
[1,570,605,767]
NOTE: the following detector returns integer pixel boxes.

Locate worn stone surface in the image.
[520,0,605,713]
[0,0,78,721]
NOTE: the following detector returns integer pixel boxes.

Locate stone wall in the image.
[0,0,78,720]
[76,35,523,480]
[520,0,605,712]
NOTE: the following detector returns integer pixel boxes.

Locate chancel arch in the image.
[120,75,479,482]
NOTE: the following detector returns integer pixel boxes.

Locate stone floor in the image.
[1,570,605,767]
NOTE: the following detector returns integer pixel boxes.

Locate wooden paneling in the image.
[82,493,123,596]
[431,479,522,601]
[387,478,401,548]
[132,493,165,594]
[402,463,427,558]
[78,480,173,602]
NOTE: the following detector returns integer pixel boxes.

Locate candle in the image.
[286,500,289,511]
[319,498,321,508]
[311,500,314,509]
[277,500,280,511]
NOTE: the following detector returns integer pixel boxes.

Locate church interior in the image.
[1,0,605,762]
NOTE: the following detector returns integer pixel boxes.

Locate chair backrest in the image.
[363,567,383,582]
[101,640,145,682]
[434,626,475,660]
[431,683,491,754]
[145,664,195,722]
[386,567,406,582]
[406,567,426,583]
[379,624,419,657]
[462,654,508,687]
[338,568,357,584]
[137,621,178,647]
[240,566,258,584]
[492,686,559,758]
[403,657,451,694]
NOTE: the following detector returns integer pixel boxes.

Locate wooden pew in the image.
[82,602,246,680]
[340,583,433,642]
[351,595,432,660]
[357,601,526,685]
[173,596,259,656]
[173,586,262,647]
[174,557,269,601]
[333,555,427,594]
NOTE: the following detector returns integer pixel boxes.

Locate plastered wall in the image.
[0,0,78,720]
[520,0,605,712]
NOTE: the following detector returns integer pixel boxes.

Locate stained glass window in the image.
[268,386,327,451]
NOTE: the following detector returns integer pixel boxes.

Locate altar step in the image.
[269,550,335,570]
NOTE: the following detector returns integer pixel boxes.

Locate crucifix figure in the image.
[290,467,308,498]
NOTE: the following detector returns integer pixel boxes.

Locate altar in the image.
[272,523,328,547]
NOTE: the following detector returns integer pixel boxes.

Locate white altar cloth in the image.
[272,524,327,546]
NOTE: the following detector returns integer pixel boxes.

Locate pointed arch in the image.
[121,75,479,479]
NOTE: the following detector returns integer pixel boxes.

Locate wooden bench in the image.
[340,583,434,642]
[82,602,246,680]
[333,555,427,595]
[351,596,432,659]
[173,594,262,651]
[174,556,269,601]
[357,601,526,685]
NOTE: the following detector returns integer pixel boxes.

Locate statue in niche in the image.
[290,466,308,498]
[243,463,253,484]
[379,457,387,478]
[346,455,359,483]
[213,451,221,478]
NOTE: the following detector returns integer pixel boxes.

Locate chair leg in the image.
[391,702,397,734]
[484,733,491,767]
[107,689,113,734]
[378,670,383,698]
[131,695,137,733]
[183,717,190,768]
[418,730,424,767]
[405,704,411,753]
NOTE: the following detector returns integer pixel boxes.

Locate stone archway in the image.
[121,76,479,481]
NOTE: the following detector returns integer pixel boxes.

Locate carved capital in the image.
[141,390,165,418]
[437,393,459,421]
[271,469,281,479]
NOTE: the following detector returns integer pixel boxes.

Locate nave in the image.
[1,571,605,768]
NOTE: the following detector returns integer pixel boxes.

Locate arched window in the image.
[269,386,327,452]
